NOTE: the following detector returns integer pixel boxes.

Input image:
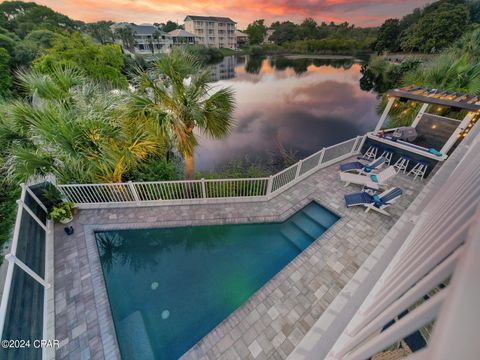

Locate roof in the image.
[235,30,247,37]
[387,86,480,111]
[168,29,197,37]
[184,15,236,23]
[131,25,166,36]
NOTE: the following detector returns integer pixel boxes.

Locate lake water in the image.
[195,55,380,172]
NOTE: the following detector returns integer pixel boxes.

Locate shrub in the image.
[48,202,74,222]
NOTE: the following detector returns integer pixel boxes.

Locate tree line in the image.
[242,0,480,55]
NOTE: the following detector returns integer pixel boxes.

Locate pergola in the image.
[370,86,480,161]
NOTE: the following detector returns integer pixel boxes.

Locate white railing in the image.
[58,135,364,208]
[0,182,54,359]
[324,128,480,360]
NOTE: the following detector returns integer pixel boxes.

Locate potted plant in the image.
[48,202,75,224]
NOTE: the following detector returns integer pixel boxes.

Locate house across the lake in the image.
[184,15,237,49]
[235,30,248,48]
[168,29,198,46]
[112,23,173,55]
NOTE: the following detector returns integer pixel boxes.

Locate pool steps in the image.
[280,207,333,252]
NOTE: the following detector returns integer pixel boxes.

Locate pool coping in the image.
[82,197,343,360]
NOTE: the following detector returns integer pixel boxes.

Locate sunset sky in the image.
[14,0,433,28]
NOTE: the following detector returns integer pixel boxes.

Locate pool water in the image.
[95,202,339,360]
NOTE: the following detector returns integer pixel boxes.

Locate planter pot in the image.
[60,216,73,224]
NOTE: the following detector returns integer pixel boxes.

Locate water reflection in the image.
[197,55,380,172]
[209,56,236,81]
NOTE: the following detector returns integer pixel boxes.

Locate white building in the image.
[131,25,172,54]
[168,29,198,46]
[112,23,173,55]
[184,15,236,49]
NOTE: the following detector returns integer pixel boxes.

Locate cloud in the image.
[28,0,432,27]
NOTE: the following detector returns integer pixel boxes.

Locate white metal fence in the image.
[325,128,480,360]
[0,183,53,360]
[58,136,364,208]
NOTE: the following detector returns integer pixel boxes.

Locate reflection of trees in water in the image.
[97,231,160,272]
[96,225,233,273]
[270,56,354,74]
[245,55,265,74]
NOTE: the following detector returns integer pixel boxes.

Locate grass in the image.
[218,48,236,56]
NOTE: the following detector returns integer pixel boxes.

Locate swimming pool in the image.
[95,202,339,360]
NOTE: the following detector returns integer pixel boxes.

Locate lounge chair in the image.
[340,166,397,190]
[340,157,387,174]
[344,187,403,216]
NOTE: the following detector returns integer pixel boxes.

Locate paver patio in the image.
[53,157,428,360]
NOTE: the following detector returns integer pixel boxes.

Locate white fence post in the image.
[295,160,303,178]
[266,175,273,196]
[201,178,207,198]
[318,149,325,168]
[128,181,140,202]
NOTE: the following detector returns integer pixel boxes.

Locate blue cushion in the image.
[428,148,442,156]
[372,194,383,207]
[363,165,372,173]
[370,175,378,183]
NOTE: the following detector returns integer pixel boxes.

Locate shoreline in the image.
[282,54,356,60]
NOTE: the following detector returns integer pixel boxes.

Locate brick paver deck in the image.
[53,158,427,360]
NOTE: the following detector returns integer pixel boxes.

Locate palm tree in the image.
[402,54,480,95]
[114,26,135,52]
[151,30,161,55]
[128,48,236,178]
[0,65,167,184]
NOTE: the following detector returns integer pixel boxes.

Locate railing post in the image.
[266,175,273,196]
[201,178,207,198]
[295,160,303,178]
[317,148,325,168]
[128,181,141,203]
[352,136,360,153]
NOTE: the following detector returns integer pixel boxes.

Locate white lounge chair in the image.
[339,156,387,174]
[344,187,403,216]
[340,166,397,190]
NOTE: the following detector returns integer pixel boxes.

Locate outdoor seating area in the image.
[362,86,480,179]
[338,139,438,216]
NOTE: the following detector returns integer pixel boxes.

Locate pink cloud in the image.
[10,0,432,27]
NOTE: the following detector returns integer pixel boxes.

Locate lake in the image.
[195,55,380,172]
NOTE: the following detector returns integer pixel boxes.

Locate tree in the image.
[88,21,115,44]
[297,18,319,40]
[151,30,161,55]
[14,30,63,67]
[401,3,470,53]
[245,19,267,45]
[34,33,128,88]
[162,21,180,33]
[127,49,236,178]
[374,19,401,53]
[0,34,15,55]
[0,48,12,98]
[114,26,135,51]
[269,21,298,45]
[0,1,83,38]
[0,66,167,183]
[468,0,480,23]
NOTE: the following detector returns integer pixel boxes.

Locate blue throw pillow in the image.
[363,165,372,173]
[370,175,378,182]
[372,194,382,207]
